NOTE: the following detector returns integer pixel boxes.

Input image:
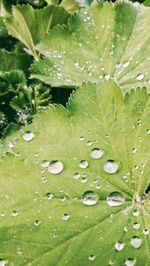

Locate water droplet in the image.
[11,211,18,217]
[86,141,93,146]
[133,223,140,230]
[124,226,129,232]
[82,191,98,206]
[143,228,149,235]
[23,131,34,141]
[133,210,139,217]
[125,258,136,266]
[130,236,142,248]
[33,220,42,227]
[107,191,125,207]
[46,193,53,200]
[115,62,121,68]
[41,160,49,168]
[136,73,144,81]
[115,241,125,251]
[0,261,5,266]
[62,214,70,221]
[103,160,119,174]
[146,129,150,135]
[80,136,85,141]
[123,61,129,68]
[48,161,64,174]
[79,160,89,169]
[88,255,96,261]
[60,195,67,201]
[73,173,81,180]
[90,148,104,159]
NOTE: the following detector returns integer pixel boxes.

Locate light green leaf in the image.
[31,1,150,92]
[5,4,69,60]
[0,81,149,265]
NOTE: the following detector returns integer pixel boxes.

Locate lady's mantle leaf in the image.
[5,4,69,60]
[31,1,150,92]
[0,81,149,265]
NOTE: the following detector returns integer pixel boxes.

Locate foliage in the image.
[0,1,149,266]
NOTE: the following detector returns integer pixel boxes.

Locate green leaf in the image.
[10,83,51,122]
[31,1,150,92]
[5,4,69,59]
[0,81,149,265]
[0,70,26,95]
[0,49,32,74]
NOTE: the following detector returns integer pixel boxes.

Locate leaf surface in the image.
[0,81,149,266]
[31,1,150,92]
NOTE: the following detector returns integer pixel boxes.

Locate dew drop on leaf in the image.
[136,73,144,81]
[130,236,142,248]
[41,160,49,168]
[0,261,5,266]
[132,210,139,217]
[90,148,104,159]
[73,173,81,180]
[107,191,125,207]
[143,228,149,235]
[123,61,130,68]
[125,258,136,266]
[88,255,96,261]
[146,129,150,135]
[82,191,98,206]
[23,131,34,141]
[48,161,64,174]
[11,211,18,217]
[62,214,70,221]
[79,160,89,169]
[33,220,42,227]
[133,223,140,230]
[115,241,125,251]
[46,193,53,200]
[103,160,119,174]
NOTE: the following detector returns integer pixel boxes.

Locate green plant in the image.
[0,1,149,266]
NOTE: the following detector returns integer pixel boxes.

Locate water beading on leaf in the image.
[0,81,149,265]
[31,1,150,92]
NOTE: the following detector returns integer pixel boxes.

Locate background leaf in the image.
[31,1,150,92]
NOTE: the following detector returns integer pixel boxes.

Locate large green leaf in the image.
[0,81,149,265]
[31,1,150,92]
[5,4,69,60]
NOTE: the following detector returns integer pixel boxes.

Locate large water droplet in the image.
[125,258,136,266]
[90,148,104,159]
[130,236,142,248]
[48,161,64,174]
[23,131,34,141]
[103,160,119,174]
[82,191,98,206]
[115,241,125,251]
[0,261,5,266]
[79,160,89,169]
[107,191,125,207]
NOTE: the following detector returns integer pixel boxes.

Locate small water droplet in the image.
[60,195,67,201]
[143,228,149,235]
[88,255,96,261]
[33,220,42,227]
[62,214,70,221]
[103,160,119,174]
[11,211,18,217]
[73,173,81,180]
[115,241,125,251]
[41,160,49,168]
[86,141,93,146]
[46,193,53,200]
[123,61,129,68]
[130,236,142,248]
[133,223,140,230]
[136,73,144,81]
[23,131,34,141]
[133,210,139,217]
[79,160,89,169]
[82,191,98,206]
[90,148,104,159]
[48,161,64,174]
[124,226,128,232]
[125,258,136,266]
[107,191,125,207]
[80,136,85,141]
[146,129,150,135]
